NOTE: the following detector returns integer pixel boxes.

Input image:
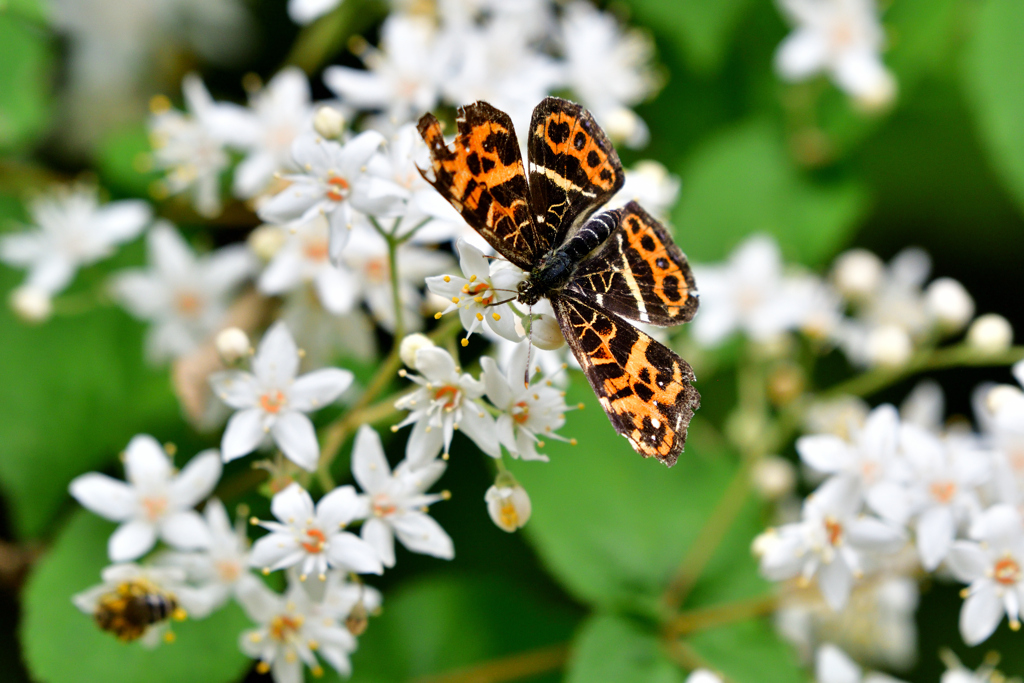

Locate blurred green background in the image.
[2,0,1024,681]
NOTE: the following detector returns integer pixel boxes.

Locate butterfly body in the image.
[418,97,700,466]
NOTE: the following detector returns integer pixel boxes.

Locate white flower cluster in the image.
[689,235,1005,370]
[756,361,1024,660]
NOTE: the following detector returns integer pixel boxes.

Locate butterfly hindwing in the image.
[417,102,550,270]
[528,97,625,246]
[567,201,698,326]
[552,294,699,466]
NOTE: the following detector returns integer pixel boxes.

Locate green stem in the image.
[666,594,780,638]
[284,0,387,74]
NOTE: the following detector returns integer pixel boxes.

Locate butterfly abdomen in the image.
[518,209,620,305]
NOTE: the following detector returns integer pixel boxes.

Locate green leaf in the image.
[0,262,179,537]
[508,373,738,615]
[685,619,803,683]
[631,0,754,74]
[0,13,52,150]
[21,511,252,683]
[0,0,49,25]
[672,119,866,267]
[340,574,577,682]
[97,126,161,199]
[962,0,1024,216]
[565,614,684,683]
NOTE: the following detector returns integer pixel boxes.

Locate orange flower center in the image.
[300,528,327,554]
[512,400,530,425]
[175,292,201,317]
[269,614,303,641]
[141,496,168,521]
[215,559,241,583]
[930,481,957,505]
[325,175,349,202]
[259,390,287,414]
[499,501,519,529]
[994,557,1021,586]
[372,494,397,518]
[365,257,389,283]
[434,385,459,409]
[303,240,329,262]
[824,516,843,547]
[463,281,494,305]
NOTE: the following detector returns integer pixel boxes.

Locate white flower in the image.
[947,504,1024,645]
[939,650,1005,683]
[340,221,455,333]
[608,160,680,219]
[209,321,354,471]
[70,436,221,561]
[231,68,315,199]
[149,74,251,217]
[256,131,402,263]
[894,424,991,570]
[156,498,261,618]
[485,482,532,533]
[256,217,359,315]
[279,289,377,369]
[399,333,435,368]
[797,405,910,522]
[288,0,343,24]
[395,346,499,464]
[237,577,358,681]
[426,240,524,343]
[755,475,905,610]
[481,343,573,461]
[351,425,454,567]
[8,284,53,322]
[558,2,659,147]
[0,185,150,296]
[250,483,383,579]
[691,234,826,346]
[111,222,254,362]
[323,15,445,125]
[73,563,195,646]
[774,0,896,109]
[815,643,906,683]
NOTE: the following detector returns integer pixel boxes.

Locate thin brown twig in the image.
[663,639,736,683]
[665,594,780,638]
[409,643,569,683]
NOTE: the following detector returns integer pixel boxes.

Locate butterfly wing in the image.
[552,293,699,466]
[567,201,698,326]
[528,97,625,246]
[417,102,552,270]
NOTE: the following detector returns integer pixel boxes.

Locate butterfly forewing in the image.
[417,102,547,270]
[528,97,624,246]
[567,201,698,326]
[552,294,699,466]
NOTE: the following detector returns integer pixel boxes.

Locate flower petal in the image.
[795,435,848,474]
[209,371,261,410]
[253,321,300,387]
[69,473,136,521]
[326,531,384,574]
[272,483,316,524]
[947,541,989,583]
[109,520,158,561]
[221,408,267,461]
[250,532,302,571]
[316,485,364,530]
[391,511,454,560]
[161,510,213,550]
[960,583,1005,646]
[170,449,222,508]
[271,412,321,471]
[351,424,392,494]
[289,368,354,412]
[405,418,444,466]
[361,517,396,568]
[818,558,852,611]
[916,505,954,571]
[124,434,173,487]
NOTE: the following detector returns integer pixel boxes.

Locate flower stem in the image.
[665,593,780,637]
[408,643,569,683]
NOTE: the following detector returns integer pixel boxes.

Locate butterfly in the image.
[417,97,699,466]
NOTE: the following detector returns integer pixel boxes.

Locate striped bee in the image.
[93,579,182,642]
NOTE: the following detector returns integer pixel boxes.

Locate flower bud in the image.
[530,314,565,350]
[485,482,531,532]
[967,314,1013,354]
[9,285,52,323]
[751,456,796,500]
[400,333,435,367]
[852,71,897,113]
[685,670,724,683]
[751,529,779,558]
[832,249,883,300]
[345,601,368,636]
[216,327,251,363]
[248,224,287,261]
[603,106,643,145]
[925,277,974,332]
[865,324,912,367]
[986,385,1024,415]
[313,106,345,140]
